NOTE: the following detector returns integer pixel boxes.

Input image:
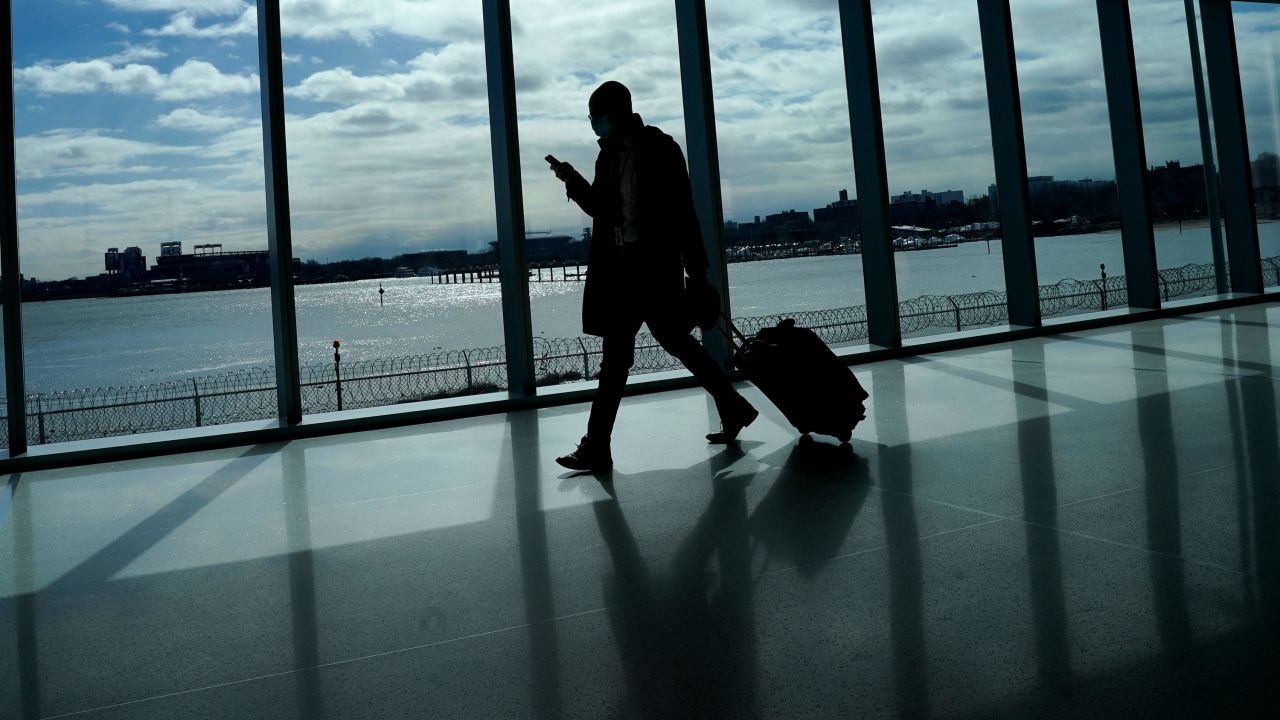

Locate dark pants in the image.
[587,316,743,442]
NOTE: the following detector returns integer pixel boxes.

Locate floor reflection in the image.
[590,457,759,718]
[1234,314,1280,626]
[1012,344,1074,692]
[871,362,931,719]
[507,411,564,720]
[281,444,323,719]
[1131,326,1193,655]
[13,473,40,720]
[578,433,874,718]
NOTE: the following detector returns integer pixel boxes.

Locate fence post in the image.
[463,350,473,391]
[192,377,203,427]
[1099,264,1108,311]
[34,394,45,445]
[333,339,343,412]
[1159,274,1169,303]
[947,296,962,332]
[577,337,591,380]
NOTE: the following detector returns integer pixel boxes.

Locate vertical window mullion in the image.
[482,0,536,398]
[1098,0,1160,310]
[1201,0,1263,293]
[1,0,27,454]
[978,0,1041,328]
[675,0,732,364]
[257,0,303,424]
[838,0,901,347]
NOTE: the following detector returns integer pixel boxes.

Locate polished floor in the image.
[2,305,1280,719]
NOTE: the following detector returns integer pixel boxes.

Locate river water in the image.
[16,223,1280,393]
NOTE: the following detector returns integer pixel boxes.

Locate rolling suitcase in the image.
[718,316,868,442]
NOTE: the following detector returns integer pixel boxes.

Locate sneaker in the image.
[556,435,614,473]
[707,400,759,444]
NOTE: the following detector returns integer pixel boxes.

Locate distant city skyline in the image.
[8,0,1280,281]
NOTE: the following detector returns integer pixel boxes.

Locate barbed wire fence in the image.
[2,256,1274,447]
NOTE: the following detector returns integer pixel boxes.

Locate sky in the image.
[9,0,1280,280]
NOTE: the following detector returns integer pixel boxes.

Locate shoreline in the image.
[18,217,1278,303]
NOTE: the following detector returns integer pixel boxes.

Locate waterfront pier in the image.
[429,264,585,284]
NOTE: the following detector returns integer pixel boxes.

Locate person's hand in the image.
[552,161,574,182]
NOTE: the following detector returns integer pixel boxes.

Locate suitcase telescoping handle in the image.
[710,310,751,348]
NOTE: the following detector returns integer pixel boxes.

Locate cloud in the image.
[15,129,191,180]
[16,58,258,101]
[99,42,167,65]
[286,43,488,105]
[17,60,164,95]
[126,0,484,45]
[161,60,258,99]
[277,0,483,44]
[145,5,257,38]
[105,0,247,15]
[289,68,407,104]
[323,105,422,136]
[156,107,244,132]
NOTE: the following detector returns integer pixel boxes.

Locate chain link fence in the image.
[1,256,1272,447]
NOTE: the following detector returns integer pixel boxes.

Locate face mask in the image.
[591,116,611,138]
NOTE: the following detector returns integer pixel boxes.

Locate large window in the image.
[279,2,506,413]
[11,0,274,445]
[707,0,869,348]
[1132,0,1227,299]
[1234,1,1280,287]
[3,0,1280,458]
[873,0,1004,338]
[511,0,690,385]
[1011,0,1126,319]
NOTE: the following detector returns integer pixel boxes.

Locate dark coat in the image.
[563,115,708,337]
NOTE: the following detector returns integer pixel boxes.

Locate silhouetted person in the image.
[550,80,757,472]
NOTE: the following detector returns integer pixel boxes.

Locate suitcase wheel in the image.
[837,429,852,444]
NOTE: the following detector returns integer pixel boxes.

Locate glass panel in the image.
[1132,0,1229,300]
[511,0,693,385]
[280,1,506,411]
[1010,0,1126,319]
[1234,1,1280,287]
[11,1,274,444]
[873,0,1004,338]
[707,0,868,348]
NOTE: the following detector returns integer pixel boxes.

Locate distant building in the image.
[890,190,927,206]
[1254,152,1279,189]
[931,190,964,206]
[1147,160,1208,219]
[763,209,811,228]
[891,188,964,206]
[150,243,271,286]
[398,249,470,271]
[1027,176,1056,193]
[1253,153,1280,218]
[489,233,585,264]
[813,189,858,230]
[105,246,147,282]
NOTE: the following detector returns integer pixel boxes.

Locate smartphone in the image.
[545,154,560,168]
